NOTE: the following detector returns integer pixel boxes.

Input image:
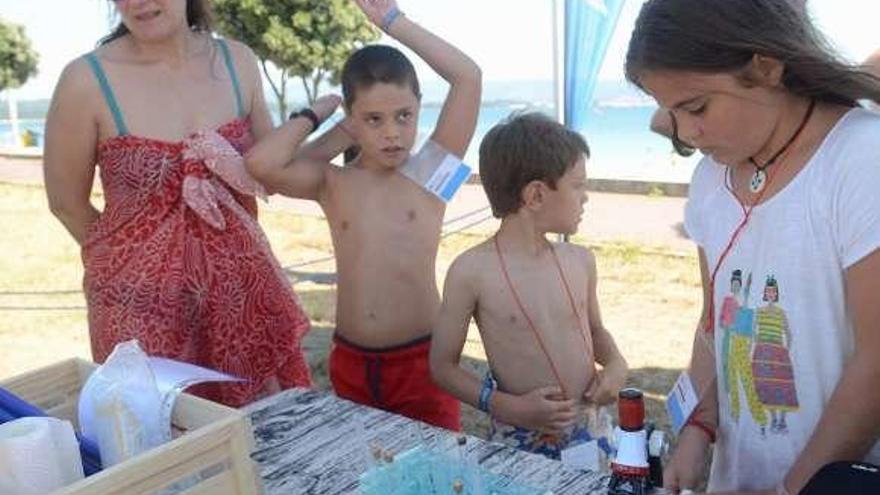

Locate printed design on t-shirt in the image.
[751,275,800,434]
[719,270,768,429]
[719,271,800,436]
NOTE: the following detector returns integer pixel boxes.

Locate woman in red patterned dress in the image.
[43,0,312,407]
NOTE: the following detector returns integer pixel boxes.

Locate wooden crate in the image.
[1,358,263,495]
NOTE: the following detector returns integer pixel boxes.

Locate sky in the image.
[1,0,879,102]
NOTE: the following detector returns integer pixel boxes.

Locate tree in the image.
[213,0,380,121]
[0,17,39,92]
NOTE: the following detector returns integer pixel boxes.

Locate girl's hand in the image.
[664,426,712,493]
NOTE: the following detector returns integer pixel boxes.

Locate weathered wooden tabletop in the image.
[246,388,663,495]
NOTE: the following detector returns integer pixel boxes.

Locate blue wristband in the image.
[478,372,496,413]
[381,6,403,32]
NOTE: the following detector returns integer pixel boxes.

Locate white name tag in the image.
[561,439,601,472]
[666,371,699,435]
[399,140,471,203]
[423,155,471,202]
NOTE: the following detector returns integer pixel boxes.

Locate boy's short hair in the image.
[341,45,422,108]
[479,112,590,218]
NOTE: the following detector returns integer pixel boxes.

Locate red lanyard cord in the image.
[704,173,769,333]
[549,245,593,357]
[704,100,815,333]
[494,235,592,400]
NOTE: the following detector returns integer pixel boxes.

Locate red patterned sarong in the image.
[83,118,311,407]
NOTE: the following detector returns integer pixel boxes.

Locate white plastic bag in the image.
[79,340,166,467]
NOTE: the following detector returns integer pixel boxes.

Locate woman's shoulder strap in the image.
[83,52,129,135]
[216,39,245,118]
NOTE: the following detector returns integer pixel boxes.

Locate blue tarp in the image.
[564,0,625,131]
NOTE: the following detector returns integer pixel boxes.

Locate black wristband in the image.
[289,108,321,133]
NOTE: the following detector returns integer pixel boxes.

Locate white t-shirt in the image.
[684,108,880,491]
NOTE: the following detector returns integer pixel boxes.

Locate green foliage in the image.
[647,184,666,197]
[213,0,380,119]
[0,17,39,92]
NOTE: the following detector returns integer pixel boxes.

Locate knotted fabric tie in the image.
[180,130,266,230]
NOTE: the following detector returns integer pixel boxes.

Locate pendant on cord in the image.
[749,168,768,193]
[746,100,817,196]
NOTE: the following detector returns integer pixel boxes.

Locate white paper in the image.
[0,417,84,495]
[666,371,699,434]
[149,356,243,396]
[561,439,601,472]
[149,357,243,433]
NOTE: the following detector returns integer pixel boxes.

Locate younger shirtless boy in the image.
[245,0,481,430]
[430,113,627,457]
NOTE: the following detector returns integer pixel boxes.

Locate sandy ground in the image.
[0,158,701,438]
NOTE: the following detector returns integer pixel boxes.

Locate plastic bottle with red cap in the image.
[608,388,666,495]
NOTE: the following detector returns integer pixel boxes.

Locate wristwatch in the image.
[289,108,320,133]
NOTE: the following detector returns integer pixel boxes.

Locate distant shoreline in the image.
[2,91,697,188]
[1,79,654,118]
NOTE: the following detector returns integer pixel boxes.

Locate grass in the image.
[0,182,702,440]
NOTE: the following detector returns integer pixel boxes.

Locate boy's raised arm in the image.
[244,95,341,201]
[354,0,482,158]
[296,120,356,164]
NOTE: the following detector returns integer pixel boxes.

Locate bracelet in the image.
[381,6,404,32]
[478,372,496,413]
[289,108,321,133]
[685,417,716,443]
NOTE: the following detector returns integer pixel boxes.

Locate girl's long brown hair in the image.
[625,0,880,107]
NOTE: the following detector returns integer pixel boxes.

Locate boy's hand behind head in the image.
[354,0,399,27]
[312,94,343,122]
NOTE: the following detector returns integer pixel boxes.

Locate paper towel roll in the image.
[0,417,84,495]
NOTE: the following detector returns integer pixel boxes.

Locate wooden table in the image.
[246,388,659,495]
